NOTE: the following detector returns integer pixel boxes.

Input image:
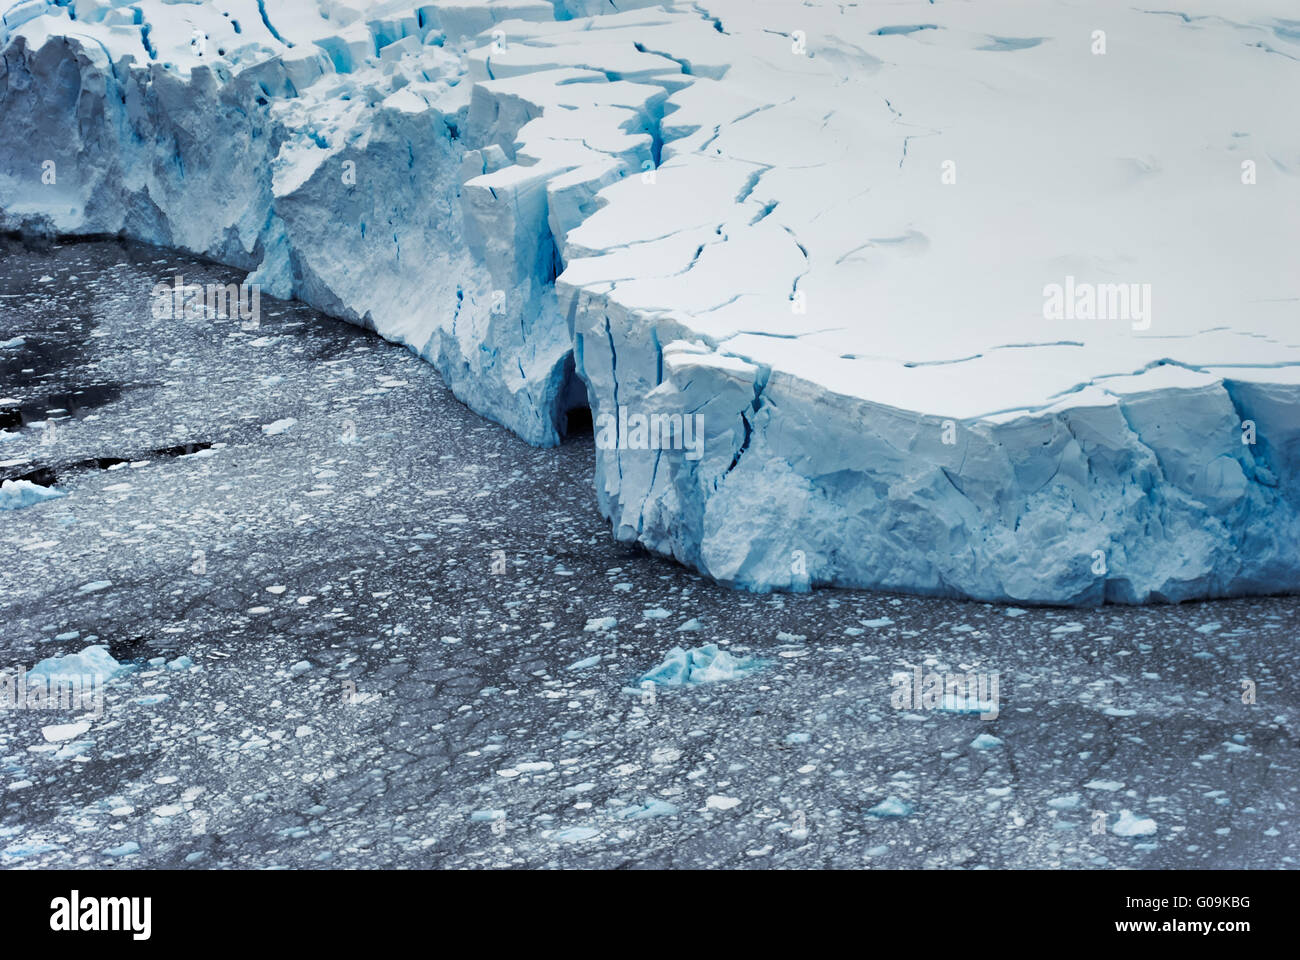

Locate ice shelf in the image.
[3,0,1298,602]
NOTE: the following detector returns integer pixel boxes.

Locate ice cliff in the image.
[2,0,1299,604]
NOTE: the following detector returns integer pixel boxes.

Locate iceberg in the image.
[0,478,64,510]
[2,1,1298,604]
[27,644,124,683]
[639,643,765,687]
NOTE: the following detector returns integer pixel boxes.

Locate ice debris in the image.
[27,646,124,684]
[868,797,914,819]
[0,478,64,511]
[639,644,766,687]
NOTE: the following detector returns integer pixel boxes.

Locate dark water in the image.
[0,239,1296,869]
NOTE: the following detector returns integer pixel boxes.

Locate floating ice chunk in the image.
[639,644,766,687]
[515,761,554,773]
[705,795,741,811]
[0,478,64,510]
[584,616,617,632]
[616,800,680,820]
[1084,780,1125,792]
[470,810,506,822]
[103,841,140,857]
[553,826,599,843]
[676,618,704,632]
[261,418,297,436]
[566,654,602,671]
[28,645,123,683]
[971,733,1003,750]
[41,721,91,743]
[868,797,914,819]
[1112,810,1157,837]
[1047,794,1081,810]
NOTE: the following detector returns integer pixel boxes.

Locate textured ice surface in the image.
[27,645,124,683]
[0,477,64,509]
[2,0,1298,602]
[639,643,764,686]
[1112,810,1158,838]
[867,796,914,819]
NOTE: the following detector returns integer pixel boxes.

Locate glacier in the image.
[1,0,1298,604]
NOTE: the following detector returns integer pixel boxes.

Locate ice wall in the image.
[0,0,674,444]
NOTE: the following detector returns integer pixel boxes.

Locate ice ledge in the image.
[4,0,1299,604]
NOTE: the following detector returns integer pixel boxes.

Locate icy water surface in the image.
[0,238,1296,868]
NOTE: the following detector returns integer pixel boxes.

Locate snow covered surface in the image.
[2,0,1298,602]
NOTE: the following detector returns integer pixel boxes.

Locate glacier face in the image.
[2,0,1299,603]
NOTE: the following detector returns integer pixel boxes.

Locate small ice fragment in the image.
[616,800,679,820]
[41,721,91,743]
[639,644,766,687]
[261,418,297,436]
[1084,779,1125,792]
[553,826,599,843]
[1113,810,1157,837]
[868,797,913,818]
